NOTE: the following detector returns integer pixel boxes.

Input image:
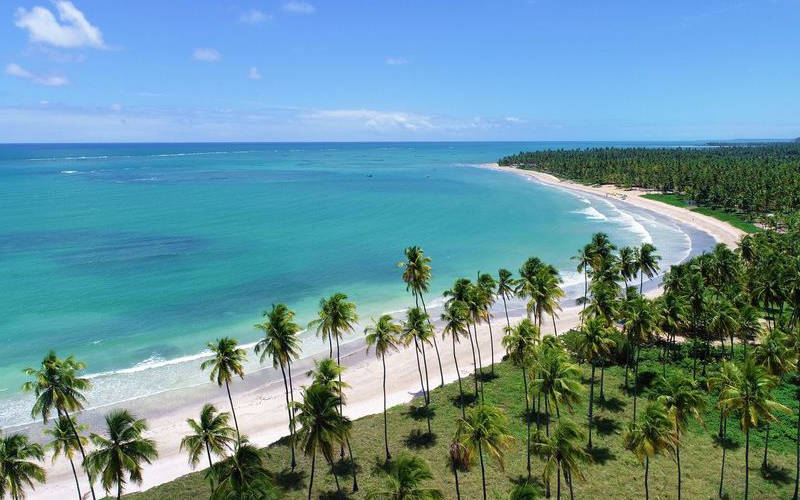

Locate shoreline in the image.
[25,165,741,500]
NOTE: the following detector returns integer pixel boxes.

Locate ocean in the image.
[0,141,703,427]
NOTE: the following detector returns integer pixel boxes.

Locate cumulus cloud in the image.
[193,48,221,62]
[14,1,106,49]
[303,109,435,131]
[5,62,68,86]
[248,67,262,80]
[240,9,271,24]
[283,1,315,14]
[385,57,409,66]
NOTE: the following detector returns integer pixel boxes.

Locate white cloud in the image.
[193,48,221,62]
[385,57,409,66]
[303,109,434,131]
[504,116,524,123]
[248,67,262,80]
[14,1,106,49]
[5,62,69,86]
[283,1,315,14]
[240,9,271,24]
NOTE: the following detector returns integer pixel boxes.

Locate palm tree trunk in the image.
[346,437,358,492]
[225,381,241,442]
[382,354,390,462]
[117,477,122,500]
[452,335,466,419]
[793,404,799,500]
[745,428,750,500]
[205,441,215,491]
[467,325,481,398]
[330,456,341,492]
[288,361,297,442]
[413,337,427,403]
[453,466,462,500]
[600,364,605,399]
[473,321,485,398]
[419,293,445,387]
[633,345,640,421]
[478,440,487,500]
[557,463,562,500]
[762,424,771,469]
[567,469,575,500]
[545,394,551,437]
[552,314,558,337]
[640,270,644,294]
[677,442,682,500]
[68,455,82,500]
[279,361,296,470]
[487,313,496,374]
[644,456,650,500]
[522,363,531,480]
[581,269,587,327]
[719,417,727,498]
[328,335,333,359]
[588,362,596,449]
[502,294,511,329]
[62,408,97,500]
[420,339,433,434]
[307,449,316,500]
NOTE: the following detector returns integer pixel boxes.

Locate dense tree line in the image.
[498,144,800,217]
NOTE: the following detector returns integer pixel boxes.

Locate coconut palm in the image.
[44,415,87,500]
[456,403,513,500]
[532,420,591,500]
[635,243,661,293]
[293,383,351,500]
[589,232,617,262]
[656,373,706,500]
[708,361,738,498]
[22,352,96,500]
[477,271,499,373]
[254,303,302,469]
[366,454,443,500]
[618,246,638,297]
[574,318,616,449]
[517,257,545,323]
[399,246,445,387]
[207,440,277,500]
[84,409,158,500]
[365,314,403,461]
[624,296,659,420]
[788,327,800,500]
[0,432,45,500]
[444,278,483,396]
[403,307,435,433]
[533,348,582,436]
[717,359,791,500]
[497,268,517,328]
[200,338,247,442]
[441,301,472,418]
[446,439,472,500]
[708,294,739,359]
[180,404,236,475]
[737,304,762,358]
[657,292,688,374]
[573,244,594,325]
[503,318,540,479]
[623,401,677,500]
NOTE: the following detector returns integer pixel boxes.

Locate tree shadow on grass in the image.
[592,416,622,436]
[271,468,306,491]
[509,474,546,494]
[319,489,353,500]
[331,457,360,477]
[477,370,500,383]
[760,463,793,485]
[522,407,551,428]
[451,391,478,409]
[407,404,436,421]
[712,434,741,451]
[596,396,626,413]
[404,429,438,450]
[588,446,615,465]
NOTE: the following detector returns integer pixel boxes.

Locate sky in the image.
[1,0,799,142]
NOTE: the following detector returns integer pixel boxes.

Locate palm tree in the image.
[446,439,472,500]
[366,454,443,500]
[573,244,594,325]
[255,303,302,469]
[656,373,706,500]
[508,483,540,500]
[0,432,45,500]
[737,304,762,358]
[789,327,800,500]
[503,318,539,479]
[574,318,615,449]
[180,404,236,475]
[44,415,87,500]
[22,352,96,500]
[533,348,582,436]
[201,338,247,442]
[477,271,499,374]
[399,246,445,387]
[618,246,638,298]
[456,403,513,500]
[533,420,590,500]
[589,233,617,262]
[444,278,482,396]
[403,307,435,434]
[293,383,351,500]
[623,401,677,500]
[497,268,517,329]
[708,294,739,359]
[624,296,659,420]
[365,314,402,461]
[635,243,661,293]
[717,359,791,500]
[657,292,688,373]
[441,301,471,417]
[708,361,737,498]
[207,439,277,500]
[85,409,158,500]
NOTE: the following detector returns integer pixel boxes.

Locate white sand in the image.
[30,167,744,500]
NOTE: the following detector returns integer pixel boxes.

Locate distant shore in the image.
[30,163,742,500]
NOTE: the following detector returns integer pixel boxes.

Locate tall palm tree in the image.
[533,420,591,500]
[737,304,762,358]
[533,348,582,436]
[180,404,236,475]
[0,432,45,500]
[575,318,615,449]
[201,338,247,442]
[366,454,443,500]
[441,301,471,417]
[635,243,661,294]
[573,244,594,325]
[589,232,617,262]
[708,294,739,359]
[207,439,277,500]
[618,246,638,298]
[255,303,302,469]
[456,403,513,500]
[623,401,677,500]
[503,318,539,479]
[497,268,517,329]
[22,352,96,500]
[708,361,737,498]
[293,383,351,500]
[657,292,688,374]
[399,246,445,387]
[517,257,545,324]
[477,272,499,374]
[624,296,659,420]
[84,409,158,500]
[44,415,87,500]
[789,327,800,500]
[540,266,566,337]
[717,359,791,500]
[403,307,435,434]
[365,314,403,461]
[446,439,472,500]
[444,278,482,396]
[656,373,706,500]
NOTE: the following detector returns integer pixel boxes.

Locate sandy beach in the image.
[29,166,745,500]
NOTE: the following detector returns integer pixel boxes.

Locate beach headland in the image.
[28,163,744,500]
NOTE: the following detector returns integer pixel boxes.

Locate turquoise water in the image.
[0,142,697,425]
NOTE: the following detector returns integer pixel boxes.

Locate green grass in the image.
[641,193,762,233]
[124,347,799,500]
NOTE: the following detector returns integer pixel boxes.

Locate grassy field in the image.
[641,193,762,234]
[123,345,799,500]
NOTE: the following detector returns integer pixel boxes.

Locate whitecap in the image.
[573,206,608,221]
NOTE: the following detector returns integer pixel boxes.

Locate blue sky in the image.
[1,0,799,142]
